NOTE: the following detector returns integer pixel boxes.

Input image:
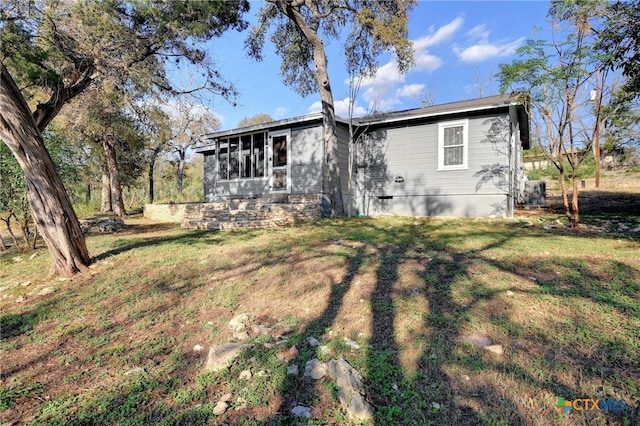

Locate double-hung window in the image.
[438,120,468,170]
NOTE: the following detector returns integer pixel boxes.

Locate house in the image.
[194,94,529,224]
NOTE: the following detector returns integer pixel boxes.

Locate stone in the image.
[255,370,267,377]
[239,369,252,380]
[251,325,272,335]
[219,393,233,402]
[461,334,491,348]
[287,364,299,375]
[348,393,375,421]
[80,217,125,234]
[277,345,299,363]
[124,367,146,375]
[235,331,250,341]
[506,290,514,297]
[328,358,374,421]
[21,281,32,287]
[213,401,228,415]
[205,343,250,372]
[29,252,38,259]
[291,405,312,418]
[484,345,503,356]
[304,358,327,380]
[193,344,204,352]
[306,336,320,347]
[345,339,360,351]
[319,345,332,356]
[37,287,56,296]
[431,402,441,409]
[228,313,252,333]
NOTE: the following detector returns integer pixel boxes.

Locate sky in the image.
[196,1,552,131]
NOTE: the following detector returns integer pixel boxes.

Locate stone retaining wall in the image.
[143,203,190,223]
[144,195,322,230]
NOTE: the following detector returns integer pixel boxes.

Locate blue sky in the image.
[200,1,552,130]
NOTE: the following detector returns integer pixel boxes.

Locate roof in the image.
[196,113,349,154]
[356,94,521,126]
[196,93,529,153]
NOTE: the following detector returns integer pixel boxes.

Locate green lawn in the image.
[1,215,638,425]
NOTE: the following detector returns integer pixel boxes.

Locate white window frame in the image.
[438,119,469,171]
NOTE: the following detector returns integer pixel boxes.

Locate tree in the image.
[237,113,275,128]
[598,1,640,101]
[1,127,80,251]
[499,0,614,227]
[246,0,415,217]
[0,1,249,275]
[166,98,220,194]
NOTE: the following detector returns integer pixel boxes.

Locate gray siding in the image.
[336,124,355,215]
[356,113,512,217]
[203,124,324,202]
[290,124,323,195]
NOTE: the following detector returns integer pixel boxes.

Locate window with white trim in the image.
[216,132,266,180]
[438,120,468,170]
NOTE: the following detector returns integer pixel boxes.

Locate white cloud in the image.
[396,84,426,98]
[307,97,367,117]
[307,101,322,114]
[414,52,443,72]
[413,16,464,50]
[454,37,525,62]
[335,97,367,117]
[467,24,490,40]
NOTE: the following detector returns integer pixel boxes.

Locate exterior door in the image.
[268,129,291,193]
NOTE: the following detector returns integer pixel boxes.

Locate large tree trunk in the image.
[102,135,126,217]
[0,64,91,276]
[284,6,344,217]
[101,161,112,213]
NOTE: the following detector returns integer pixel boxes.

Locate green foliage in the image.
[246,0,415,97]
[1,128,81,221]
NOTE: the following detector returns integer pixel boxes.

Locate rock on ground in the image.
[327,358,374,421]
[205,343,250,373]
[304,358,327,380]
[213,401,228,415]
[291,405,312,418]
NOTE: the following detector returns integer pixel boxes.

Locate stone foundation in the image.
[145,195,322,230]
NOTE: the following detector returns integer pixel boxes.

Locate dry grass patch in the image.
[1,215,638,425]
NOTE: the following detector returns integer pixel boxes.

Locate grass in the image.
[1,208,639,425]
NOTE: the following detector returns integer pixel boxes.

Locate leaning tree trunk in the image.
[296,17,344,216]
[102,135,126,217]
[0,64,91,276]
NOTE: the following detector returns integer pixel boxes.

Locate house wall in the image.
[203,152,270,201]
[356,112,513,217]
[290,124,323,195]
[202,123,324,202]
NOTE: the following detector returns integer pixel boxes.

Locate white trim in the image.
[438,119,469,171]
[268,128,292,193]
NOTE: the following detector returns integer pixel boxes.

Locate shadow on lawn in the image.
[3,218,638,425]
[265,220,638,425]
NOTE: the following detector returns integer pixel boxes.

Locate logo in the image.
[555,397,627,415]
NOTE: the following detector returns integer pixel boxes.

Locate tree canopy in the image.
[0,0,250,276]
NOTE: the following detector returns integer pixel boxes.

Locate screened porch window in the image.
[438,120,468,170]
[217,132,266,180]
